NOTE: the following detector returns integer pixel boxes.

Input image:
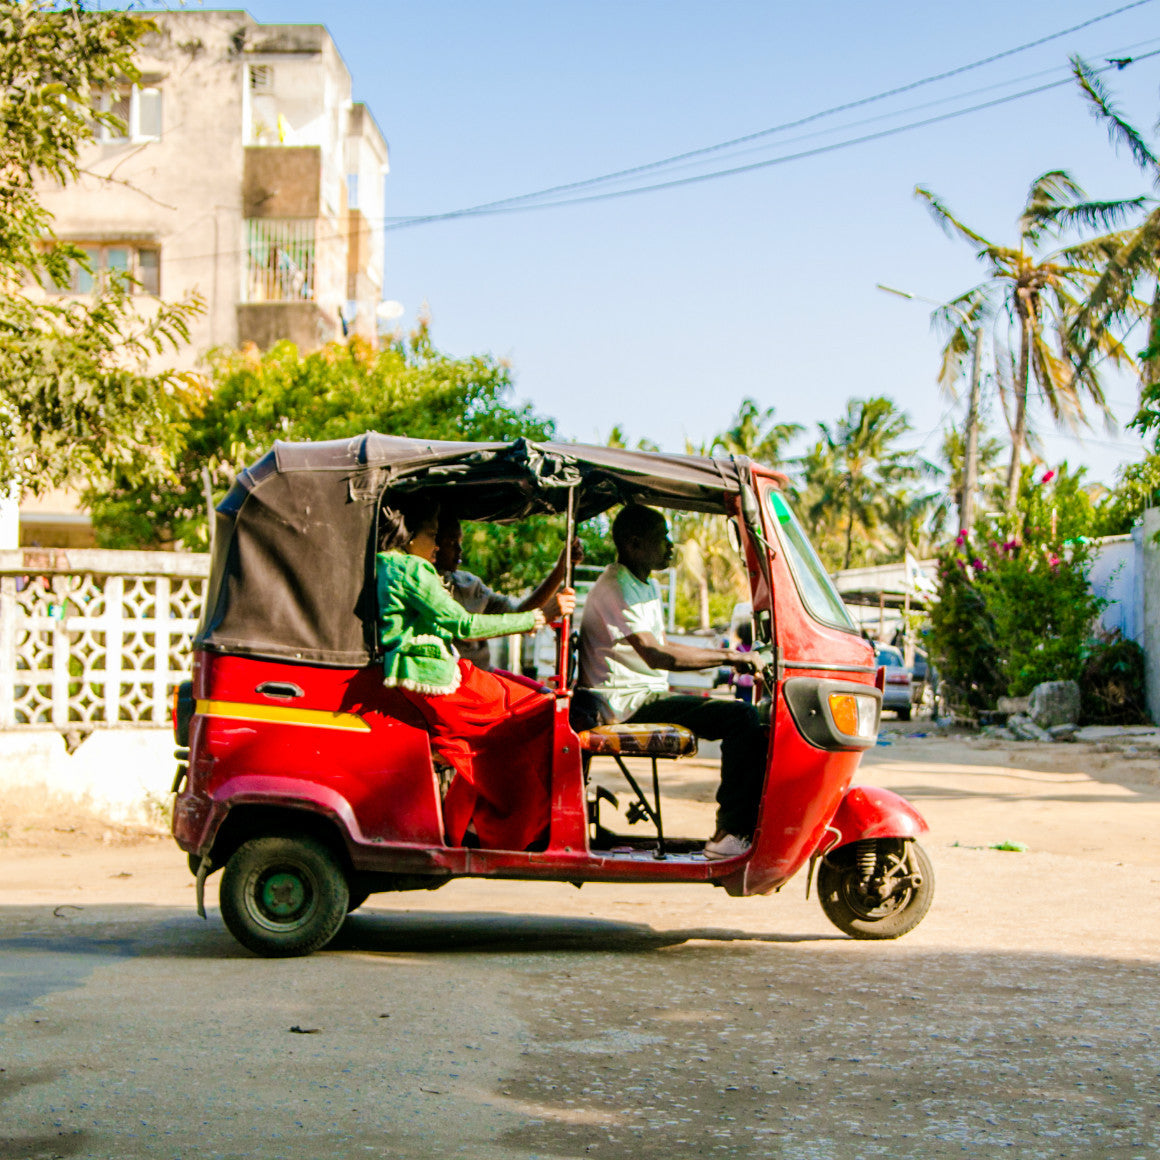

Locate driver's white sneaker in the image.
[703,832,750,860]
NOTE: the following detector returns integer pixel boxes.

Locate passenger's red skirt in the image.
[397,660,554,850]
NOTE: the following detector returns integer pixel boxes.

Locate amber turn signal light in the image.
[828,692,877,740]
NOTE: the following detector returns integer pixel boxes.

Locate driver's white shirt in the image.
[578,563,670,723]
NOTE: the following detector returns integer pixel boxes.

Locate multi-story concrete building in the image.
[38,8,388,359]
[23,10,389,546]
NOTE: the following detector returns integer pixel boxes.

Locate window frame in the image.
[48,243,161,297]
[95,84,162,144]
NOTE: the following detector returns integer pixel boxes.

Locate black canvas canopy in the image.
[196,434,757,666]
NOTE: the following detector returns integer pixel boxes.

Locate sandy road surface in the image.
[1,730,1158,1159]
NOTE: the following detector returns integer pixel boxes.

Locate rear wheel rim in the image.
[249,864,317,930]
[839,875,911,920]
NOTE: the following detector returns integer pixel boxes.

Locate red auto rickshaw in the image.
[171,435,932,956]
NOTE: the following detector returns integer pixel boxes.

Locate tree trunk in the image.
[697,576,710,632]
[1005,295,1033,514]
[843,507,855,571]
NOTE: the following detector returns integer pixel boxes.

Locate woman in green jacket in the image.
[376,493,573,850]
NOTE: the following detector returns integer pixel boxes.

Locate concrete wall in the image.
[0,730,176,827]
[1143,508,1160,725]
[1089,535,1141,643]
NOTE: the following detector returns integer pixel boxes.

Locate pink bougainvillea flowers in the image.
[1041,470,1055,483]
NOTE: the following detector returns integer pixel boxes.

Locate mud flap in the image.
[195,854,213,919]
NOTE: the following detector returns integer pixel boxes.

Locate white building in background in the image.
[24,10,389,547]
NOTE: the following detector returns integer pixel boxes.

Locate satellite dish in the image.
[376,300,405,321]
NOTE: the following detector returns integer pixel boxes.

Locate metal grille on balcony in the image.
[244,219,315,302]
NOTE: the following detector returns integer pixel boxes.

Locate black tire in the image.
[897,705,912,722]
[818,839,933,940]
[220,835,349,957]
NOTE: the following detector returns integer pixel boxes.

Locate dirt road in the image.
[1,730,1158,1158]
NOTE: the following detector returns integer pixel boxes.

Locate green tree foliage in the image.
[710,398,802,468]
[927,552,1004,712]
[1092,453,1160,534]
[916,173,1134,511]
[931,464,1106,706]
[798,396,923,571]
[1067,58,1160,444]
[0,1,203,493]
[87,326,576,590]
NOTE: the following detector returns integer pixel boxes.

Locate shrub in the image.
[1080,635,1149,725]
[927,550,1004,712]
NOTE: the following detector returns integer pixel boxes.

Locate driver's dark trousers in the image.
[572,692,768,837]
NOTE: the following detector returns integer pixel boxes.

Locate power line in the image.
[385,0,1158,228]
[385,50,1160,229]
[107,38,1160,267]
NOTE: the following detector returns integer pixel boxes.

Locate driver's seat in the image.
[577,722,697,857]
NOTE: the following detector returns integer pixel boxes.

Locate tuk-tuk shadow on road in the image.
[332,910,842,954]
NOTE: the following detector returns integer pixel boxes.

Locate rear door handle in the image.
[255,681,304,699]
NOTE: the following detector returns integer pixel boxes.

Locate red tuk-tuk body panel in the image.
[177,652,448,852]
[726,698,866,896]
[828,785,929,847]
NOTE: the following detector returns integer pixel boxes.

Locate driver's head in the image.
[612,504,673,575]
[434,511,462,574]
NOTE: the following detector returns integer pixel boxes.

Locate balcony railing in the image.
[244,218,315,302]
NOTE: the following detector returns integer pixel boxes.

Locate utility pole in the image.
[959,325,983,536]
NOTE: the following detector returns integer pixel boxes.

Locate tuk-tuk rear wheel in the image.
[220,835,349,957]
[817,839,933,940]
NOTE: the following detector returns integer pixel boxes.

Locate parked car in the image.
[875,643,913,721]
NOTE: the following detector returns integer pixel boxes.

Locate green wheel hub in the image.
[259,869,309,919]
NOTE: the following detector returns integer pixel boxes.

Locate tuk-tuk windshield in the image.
[765,490,857,633]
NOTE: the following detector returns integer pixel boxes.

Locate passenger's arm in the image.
[401,559,541,641]
[516,538,583,613]
[624,630,755,674]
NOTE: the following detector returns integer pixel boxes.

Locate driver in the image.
[571,504,766,860]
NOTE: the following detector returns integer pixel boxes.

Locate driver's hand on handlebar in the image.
[727,650,758,674]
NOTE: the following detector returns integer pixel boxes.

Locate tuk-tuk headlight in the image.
[828,692,878,741]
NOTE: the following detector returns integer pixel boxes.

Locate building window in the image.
[95,85,162,143]
[49,244,161,296]
[346,173,359,210]
[244,219,315,302]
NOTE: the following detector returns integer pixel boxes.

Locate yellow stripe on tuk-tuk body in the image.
[195,699,371,732]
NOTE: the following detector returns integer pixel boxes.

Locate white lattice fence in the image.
[0,549,210,730]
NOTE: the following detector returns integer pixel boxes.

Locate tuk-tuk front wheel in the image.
[817,839,933,940]
[220,835,349,957]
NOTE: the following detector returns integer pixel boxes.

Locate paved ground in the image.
[1,728,1158,1159]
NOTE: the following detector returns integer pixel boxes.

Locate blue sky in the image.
[225,1,1158,486]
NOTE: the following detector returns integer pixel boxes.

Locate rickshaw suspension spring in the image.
[855,839,879,882]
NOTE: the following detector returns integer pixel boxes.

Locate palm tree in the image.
[711,398,803,468]
[1068,57,1160,440]
[939,424,1006,527]
[800,396,920,571]
[916,171,1133,512]
[673,438,748,629]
